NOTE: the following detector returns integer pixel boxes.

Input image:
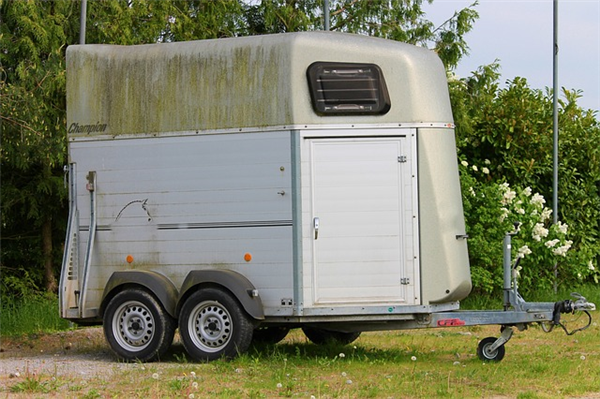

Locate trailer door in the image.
[307,133,418,306]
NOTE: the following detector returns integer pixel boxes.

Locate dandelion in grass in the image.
[190,371,196,378]
[580,355,586,360]
[411,356,417,361]
[339,352,345,358]
[346,379,353,385]
[152,373,159,380]
[276,383,283,389]
[189,394,195,399]
[341,372,347,377]
[192,382,198,389]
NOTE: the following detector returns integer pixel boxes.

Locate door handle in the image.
[313,217,320,240]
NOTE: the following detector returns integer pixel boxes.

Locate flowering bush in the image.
[459,159,587,295]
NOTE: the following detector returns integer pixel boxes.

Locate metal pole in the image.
[80,0,87,45]
[324,0,330,31]
[552,0,559,293]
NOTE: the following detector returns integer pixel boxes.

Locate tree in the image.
[1,0,478,296]
[450,65,600,294]
[1,0,79,293]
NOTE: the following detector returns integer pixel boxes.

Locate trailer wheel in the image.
[179,288,253,361]
[477,337,506,362]
[103,288,175,362]
[302,327,361,345]
[252,327,290,345]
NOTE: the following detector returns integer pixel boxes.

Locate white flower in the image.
[469,187,476,197]
[556,221,568,234]
[541,208,552,222]
[517,245,532,258]
[552,241,572,257]
[522,187,532,197]
[472,165,478,172]
[346,379,353,385]
[482,167,490,174]
[499,208,510,222]
[190,371,196,378]
[152,373,159,380]
[517,207,525,215]
[532,223,549,241]
[189,394,195,399]
[461,160,469,167]
[192,382,199,389]
[531,193,546,207]
[545,239,560,248]
[501,189,517,205]
[484,159,491,165]
[580,355,586,360]
[588,261,595,271]
[277,383,283,389]
[411,356,417,361]
[339,353,345,358]
[341,372,347,377]
[513,265,522,279]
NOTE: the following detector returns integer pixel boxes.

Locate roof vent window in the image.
[307,62,391,115]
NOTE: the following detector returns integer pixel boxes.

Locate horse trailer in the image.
[60,32,593,362]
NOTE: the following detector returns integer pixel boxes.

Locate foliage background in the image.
[1,0,599,301]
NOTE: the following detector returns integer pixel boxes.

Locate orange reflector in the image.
[126,255,134,264]
[244,253,252,262]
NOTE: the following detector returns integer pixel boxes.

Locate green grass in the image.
[0,294,71,337]
[1,302,599,398]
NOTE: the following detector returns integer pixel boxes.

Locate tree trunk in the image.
[42,216,58,293]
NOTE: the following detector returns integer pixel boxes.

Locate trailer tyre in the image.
[302,327,361,345]
[477,337,506,362]
[252,327,290,345]
[103,288,175,362]
[179,288,253,361]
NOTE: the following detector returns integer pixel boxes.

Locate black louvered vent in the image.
[307,62,391,115]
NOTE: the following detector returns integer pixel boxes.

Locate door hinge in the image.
[400,277,410,285]
[398,155,407,163]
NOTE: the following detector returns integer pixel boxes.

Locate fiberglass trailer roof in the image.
[66,31,454,138]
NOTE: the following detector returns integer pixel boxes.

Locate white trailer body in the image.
[60,32,472,361]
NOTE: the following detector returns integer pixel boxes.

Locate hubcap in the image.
[188,301,232,353]
[113,301,154,352]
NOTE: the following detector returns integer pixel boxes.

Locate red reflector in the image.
[437,318,466,327]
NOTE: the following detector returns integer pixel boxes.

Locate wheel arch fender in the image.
[100,270,179,319]
[178,270,265,321]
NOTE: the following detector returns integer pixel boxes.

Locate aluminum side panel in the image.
[70,132,295,315]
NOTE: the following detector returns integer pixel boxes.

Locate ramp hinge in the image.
[400,277,410,285]
[398,155,407,163]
